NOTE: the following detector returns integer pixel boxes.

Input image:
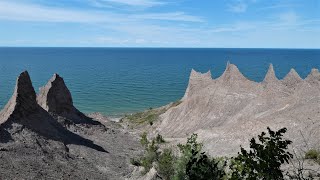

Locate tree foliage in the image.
[174,133,203,179]
[155,134,165,144]
[133,127,294,180]
[158,148,175,180]
[140,139,160,173]
[140,132,148,147]
[186,150,226,180]
[231,127,293,180]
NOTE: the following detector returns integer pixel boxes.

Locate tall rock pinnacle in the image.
[217,62,249,83]
[182,69,212,100]
[306,68,320,86]
[0,71,38,123]
[188,69,212,86]
[0,71,65,138]
[263,64,279,83]
[37,74,74,115]
[282,68,302,88]
[0,71,106,152]
[37,73,90,123]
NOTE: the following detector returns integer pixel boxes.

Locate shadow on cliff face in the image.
[0,71,107,153]
[55,109,104,126]
[37,73,105,127]
[0,128,13,143]
[0,108,108,153]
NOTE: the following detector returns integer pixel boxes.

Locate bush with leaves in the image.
[186,149,226,180]
[140,139,160,173]
[174,133,226,180]
[157,148,175,180]
[156,134,166,144]
[173,134,203,179]
[135,132,161,173]
[230,127,293,179]
[140,132,149,147]
[305,149,320,160]
[133,128,294,179]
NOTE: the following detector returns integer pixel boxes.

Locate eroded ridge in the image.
[156,63,320,156]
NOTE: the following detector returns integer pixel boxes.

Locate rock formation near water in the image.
[0,71,105,148]
[156,63,320,156]
[0,71,141,179]
[37,74,74,115]
[0,71,38,122]
[37,73,92,124]
[0,71,63,137]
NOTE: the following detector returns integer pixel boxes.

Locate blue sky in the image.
[0,0,319,48]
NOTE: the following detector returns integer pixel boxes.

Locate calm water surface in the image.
[0,48,319,117]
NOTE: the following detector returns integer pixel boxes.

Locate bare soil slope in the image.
[155,63,320,156]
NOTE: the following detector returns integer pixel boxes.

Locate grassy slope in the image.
[121,101,182,128]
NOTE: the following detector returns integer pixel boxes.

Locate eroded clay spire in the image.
[0,71,38,123]
[37,73,74,115]
[263,64,278,83]
[306,68,320,85]
[218,62,248,82]
[182,69,212,100]
[282,68,303,88]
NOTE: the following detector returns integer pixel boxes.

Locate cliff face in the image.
[37,73,92,124]
[0,71,105,149]
[0,71,38,123]
[182,69,212,100]
[0,71,140,179]
[37,74,74,115]
[0,71,63,138]
[156,63,320,156]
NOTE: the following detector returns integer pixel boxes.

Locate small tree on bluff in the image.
[231,127,293,179]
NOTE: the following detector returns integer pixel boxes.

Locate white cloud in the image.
[259,3,298,11]
[0,1,202,23]
[0,1,319,48]
[210,22,257,33]
[132,12,204,22]
[0,1,120,23]
[91,0,165,7]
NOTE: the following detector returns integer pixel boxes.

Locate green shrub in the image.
[231,127,293,179]
[135,127,294,179]
[155,134,165,144]
[186,150,226,180]
[126,109,160,125]
[174,134,203,179]
[305,149,319,160]
[305,149,320,165]
[140,132,148,147]
[157,149,175,180]
[140,140,160,173]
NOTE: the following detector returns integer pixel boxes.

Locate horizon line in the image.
[0,46,319,50]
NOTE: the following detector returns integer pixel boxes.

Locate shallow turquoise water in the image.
[0,48,319,117]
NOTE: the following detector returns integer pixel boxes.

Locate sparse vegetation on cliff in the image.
[305,149,320,164]
[122,100,182,127]
[230,127,293,179]
[132,127,301,180]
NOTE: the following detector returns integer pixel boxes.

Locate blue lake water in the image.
[0,48,319,117]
